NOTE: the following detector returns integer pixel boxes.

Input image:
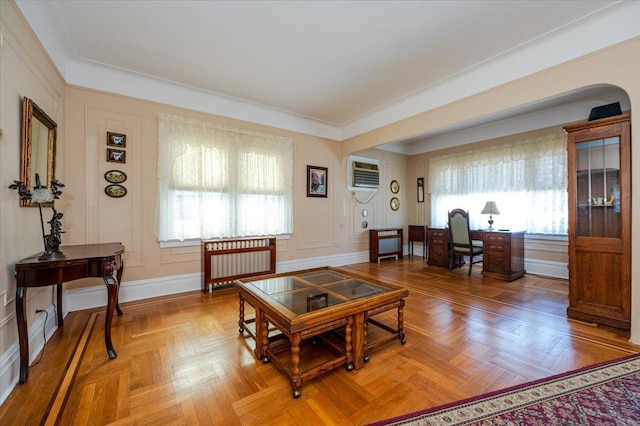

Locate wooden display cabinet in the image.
[565,113,631,329]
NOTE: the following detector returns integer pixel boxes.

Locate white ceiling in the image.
[15,0,638,149]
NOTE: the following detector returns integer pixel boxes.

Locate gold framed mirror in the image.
[21,97,57,207]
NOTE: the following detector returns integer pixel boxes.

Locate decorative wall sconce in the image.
[9,173,66,260]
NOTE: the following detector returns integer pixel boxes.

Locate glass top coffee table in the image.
[236,267,409,398]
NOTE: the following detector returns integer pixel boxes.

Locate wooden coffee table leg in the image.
[352,312,365,369]
[345,316,354,371]
[290,333,302,398]
[259,310,270,363]
[398,299,406,344]
[238,293,245,334]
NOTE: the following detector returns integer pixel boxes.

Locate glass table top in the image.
[244,269,392,315]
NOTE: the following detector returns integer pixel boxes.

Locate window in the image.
[429,133,568,234]
[155,113,293,242]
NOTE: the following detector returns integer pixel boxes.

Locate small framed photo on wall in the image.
[107,148,126,163]
[107,132,126,147]
[417,177,425,203]
[307,165,328,197]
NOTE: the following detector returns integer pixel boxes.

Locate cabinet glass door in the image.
[575,136,620,238]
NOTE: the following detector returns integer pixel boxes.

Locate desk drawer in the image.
[428,244,449,267]
[484,250,509,274]
[430,230,447,238]
[485,243,507,252]
[484,234,509,244]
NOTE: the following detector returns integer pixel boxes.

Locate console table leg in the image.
[115,259,124,316]
[16,286,29,384]
[56,283,64,326]
[104,275,119,359]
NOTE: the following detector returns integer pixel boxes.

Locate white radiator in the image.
[201,237,276,293]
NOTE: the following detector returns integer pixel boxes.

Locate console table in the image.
[14,242,125,383]
[408,225,428,258]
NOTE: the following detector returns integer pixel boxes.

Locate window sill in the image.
[524,233,568,242]
[159,234,290,249]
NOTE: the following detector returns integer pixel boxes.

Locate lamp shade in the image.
[481,201,500,215]
[31,187,54,204]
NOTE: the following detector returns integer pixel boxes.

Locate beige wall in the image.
[62,87,409,287]
[1,0,66,378]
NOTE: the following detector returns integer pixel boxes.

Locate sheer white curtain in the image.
[156,113,293,242]
[429,133,568,234]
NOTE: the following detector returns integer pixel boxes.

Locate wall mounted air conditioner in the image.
[347,155,380,191]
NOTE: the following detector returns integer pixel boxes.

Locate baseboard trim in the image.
[0,303,56,405]
[523,258,568,279]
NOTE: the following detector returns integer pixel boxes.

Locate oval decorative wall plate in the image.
[390,197,400,211]
[104,170,127,183]
[104,184,127,198]
[390,180,400,194]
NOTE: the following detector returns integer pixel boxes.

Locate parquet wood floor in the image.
[1,257,637,425]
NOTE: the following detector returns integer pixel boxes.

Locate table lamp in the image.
[9,173,66,260]
[481,201,500,230]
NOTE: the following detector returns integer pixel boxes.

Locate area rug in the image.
[370,353,640,425]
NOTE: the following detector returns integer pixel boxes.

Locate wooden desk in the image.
[408,225,428,258]
[14,242,125,383]
[427,229,525,281]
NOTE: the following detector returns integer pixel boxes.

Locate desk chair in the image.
[448,208,483,276]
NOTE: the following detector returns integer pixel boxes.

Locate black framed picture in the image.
[307,165,327,197]
[107,148,126,163]
[107,132,126,147]
[417,177,425,203]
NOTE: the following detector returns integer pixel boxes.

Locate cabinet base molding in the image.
[567,307,630,330]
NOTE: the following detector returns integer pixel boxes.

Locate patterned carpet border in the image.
[370,353,640,425]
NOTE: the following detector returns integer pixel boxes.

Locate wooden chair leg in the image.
[449,248,454,272]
